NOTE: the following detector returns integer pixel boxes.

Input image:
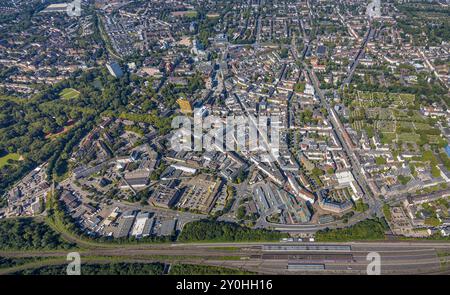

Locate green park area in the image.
[0,153,22,168]
[59,88,80,100]
[206,13,220,19]
[172,10,198,18]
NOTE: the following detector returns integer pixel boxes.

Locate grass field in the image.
[171,10,198,18]
[59,88,80,100]
[185,10,198,18]
[206,13,220,18]
[0,153,22,168]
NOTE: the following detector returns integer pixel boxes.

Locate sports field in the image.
[59,88,80,100]
[0,153,22,168]
[171,10,198,18]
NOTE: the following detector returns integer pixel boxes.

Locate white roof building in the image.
[335,171,363,201]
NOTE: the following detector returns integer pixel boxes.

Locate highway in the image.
[1,241,449,275]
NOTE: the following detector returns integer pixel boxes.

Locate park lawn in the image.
[59,88,80,100]
[185,10,198,17]
[172,10,198,18]
[0,153,22,168]
[206,13,220,18]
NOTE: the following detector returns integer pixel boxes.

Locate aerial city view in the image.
[0,0,449,277]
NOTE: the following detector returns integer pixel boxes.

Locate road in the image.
[343,26,374,86]
[335,4,374,87]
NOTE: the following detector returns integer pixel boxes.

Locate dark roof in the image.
[317,45,327,56]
